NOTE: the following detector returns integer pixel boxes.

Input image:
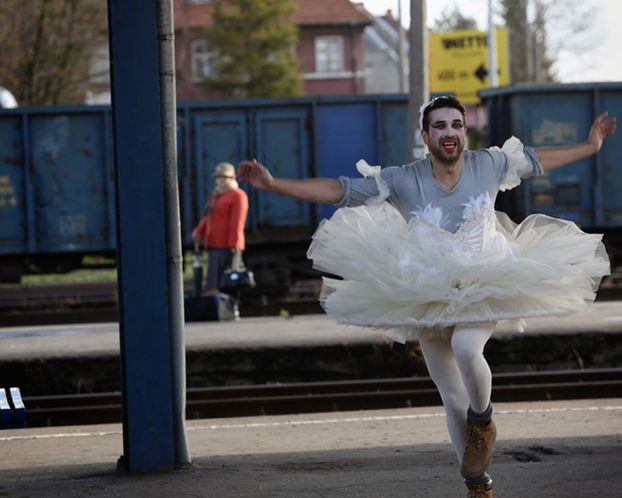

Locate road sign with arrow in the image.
[430,28,509,105]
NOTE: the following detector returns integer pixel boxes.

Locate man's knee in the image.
[451,325,493,364]
[451,338,483,365]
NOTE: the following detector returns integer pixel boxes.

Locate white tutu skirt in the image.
[307,201,610,343]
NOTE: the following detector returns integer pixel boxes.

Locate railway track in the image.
[17,368,622,428]
[0,281,119,325]
[1,278,621,326]
[0,280,324,326]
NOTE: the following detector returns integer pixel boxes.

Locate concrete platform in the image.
[1,302,622,396]
[1,398,621,497]
[2,301,622,360]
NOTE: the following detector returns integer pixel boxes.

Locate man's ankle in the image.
[467,404,493,423]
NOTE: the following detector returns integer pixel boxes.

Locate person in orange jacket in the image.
[192,162,249,295]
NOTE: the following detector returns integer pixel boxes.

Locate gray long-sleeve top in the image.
[335,145,543,233]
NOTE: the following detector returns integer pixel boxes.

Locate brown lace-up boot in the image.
[466,479,493,497]
[460,418,497,478]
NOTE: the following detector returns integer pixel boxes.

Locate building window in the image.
[191,39,218,82]
[315,36,345,73]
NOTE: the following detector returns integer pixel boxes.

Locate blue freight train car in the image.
[1,85,620,284]
[0,106,116,280]
[0,95,409,283]
[481,82,622,262]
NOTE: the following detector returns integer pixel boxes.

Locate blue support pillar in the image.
[107,0,189,471]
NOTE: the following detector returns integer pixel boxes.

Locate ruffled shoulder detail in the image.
[496,136,532,191]
[356,159,390,205]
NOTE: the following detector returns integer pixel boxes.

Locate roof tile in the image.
[292,0,374,26]
[174,0,373,29]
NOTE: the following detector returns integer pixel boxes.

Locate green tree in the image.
[432,5,478,32]
[0,0,107,106]
[204,0,302,98]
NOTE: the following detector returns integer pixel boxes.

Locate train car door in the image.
[519,92,595,227]
[315,102,379,220]
[253,107,312,228]
[0,116,24,255]
[30,113,109,254]
[598,90,622,228]
[192,109,249,227]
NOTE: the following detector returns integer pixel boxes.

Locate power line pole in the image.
[487,0,498,87]
[408,0,429,161]
[397,0,406,93]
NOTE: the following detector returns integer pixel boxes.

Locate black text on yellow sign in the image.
[430,28,509,105]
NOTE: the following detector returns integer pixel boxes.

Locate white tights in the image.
[419,322,495,462]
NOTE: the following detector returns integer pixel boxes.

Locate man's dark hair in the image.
[420,95,466,131]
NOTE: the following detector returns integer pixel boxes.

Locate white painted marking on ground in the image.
[188,405,622,431]
[1,405,620,442]
[0,430,121,442]
[189,413,447,431]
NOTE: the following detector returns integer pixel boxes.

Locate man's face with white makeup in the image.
[422,107,466,166]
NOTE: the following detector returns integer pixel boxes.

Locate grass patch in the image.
[19,252,200,286]
[21,268,118,285]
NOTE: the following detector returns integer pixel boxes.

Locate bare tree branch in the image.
[0,0,107,106]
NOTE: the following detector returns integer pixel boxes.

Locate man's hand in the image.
[238,159,274,192]
[587,112,616,153]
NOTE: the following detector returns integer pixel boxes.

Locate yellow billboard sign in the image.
[429,28,509,105]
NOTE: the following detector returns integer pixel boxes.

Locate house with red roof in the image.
[293,0,373,96]
[173,0,374,100]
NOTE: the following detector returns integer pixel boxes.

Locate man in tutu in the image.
[238,96,616,498]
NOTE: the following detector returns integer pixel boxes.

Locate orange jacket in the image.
[192,188,248,251]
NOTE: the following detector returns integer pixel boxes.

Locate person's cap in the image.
[213,162,236,178]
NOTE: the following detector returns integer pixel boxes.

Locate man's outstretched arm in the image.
[238,159,343,204]
[535,112,616,170]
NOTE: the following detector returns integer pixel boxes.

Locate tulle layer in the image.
[307,203,610,343]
